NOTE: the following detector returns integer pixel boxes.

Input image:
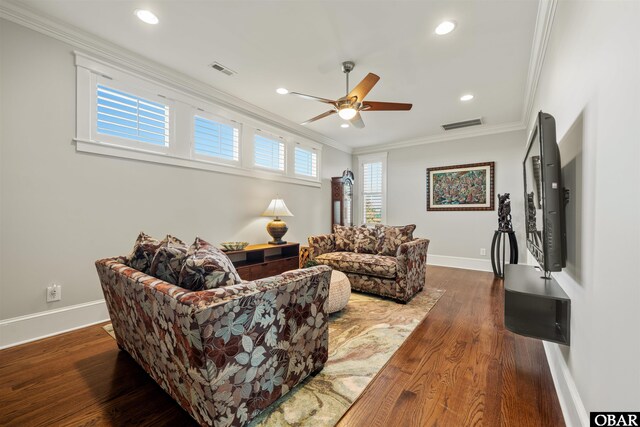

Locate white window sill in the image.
[75,139,321,188]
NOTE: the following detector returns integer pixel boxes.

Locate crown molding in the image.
[521,0,558,126]
[0,0,352,154]
[352,121,526,155]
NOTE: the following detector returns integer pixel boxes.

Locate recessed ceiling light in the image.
[435,21,456,35]
[460,94,474,101]
[134,9,159,25]
[276,88,289,95]
[341,123,349,128]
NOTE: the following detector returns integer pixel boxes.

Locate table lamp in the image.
[261,198,294,245]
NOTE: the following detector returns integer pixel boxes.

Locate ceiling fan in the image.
[290,61,412,129]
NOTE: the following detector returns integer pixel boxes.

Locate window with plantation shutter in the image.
[193,115,239,162]
[254,133,285,171]
[97,85,169,147]
[294,146,318,177]
[359,154,387,225]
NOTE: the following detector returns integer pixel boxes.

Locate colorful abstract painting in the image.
[427,162,495,211]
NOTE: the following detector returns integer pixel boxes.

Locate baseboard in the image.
[428,254,493,272]
[543,341,589,427]
[0,300,110,349]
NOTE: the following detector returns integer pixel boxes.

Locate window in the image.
[193,115,240,162]
[97,84,169,147]
[76,52,322,187]
[359,153,387,225]
[294,146,318,177]
[254,133,285,171]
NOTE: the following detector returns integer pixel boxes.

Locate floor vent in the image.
[442,118,483,131]
[209,62,237,76]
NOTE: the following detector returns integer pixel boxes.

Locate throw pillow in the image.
[178,237,242,291]
[353,226,379,254]
[334,224,356,252]
[149,235,188,285]
[127,232,168,274]
[376,224,416,256]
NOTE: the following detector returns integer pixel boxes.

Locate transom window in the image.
[254,133,285,171]
[294,146,318,177]
[97,85,169,146]
[193,115,240,162]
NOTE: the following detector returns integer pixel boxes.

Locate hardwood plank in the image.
[0,266,564,426]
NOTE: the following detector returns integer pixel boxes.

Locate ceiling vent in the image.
[442,117,483,131]
[209,62,237,76]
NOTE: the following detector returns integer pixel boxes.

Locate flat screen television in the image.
[523,111,567,273]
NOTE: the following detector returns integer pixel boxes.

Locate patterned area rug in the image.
[103,288,444,426]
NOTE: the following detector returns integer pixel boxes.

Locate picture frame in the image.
[426,162,495,211]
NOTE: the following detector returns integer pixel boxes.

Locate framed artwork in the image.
[426,162,495,211]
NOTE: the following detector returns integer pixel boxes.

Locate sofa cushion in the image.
[333,224,356,252]
[316,252,397,279]
[127,232,168,274]
[149,235,188,285]
[353,226,379,254]
[179,237,242,291]
[376,224,416,256]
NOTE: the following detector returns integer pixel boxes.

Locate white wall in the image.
[0,20,351,326]
[357,130,526,270]
[530,1,640,424]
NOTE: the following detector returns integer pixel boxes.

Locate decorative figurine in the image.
[498,193,513,231]
[491,193,518,278]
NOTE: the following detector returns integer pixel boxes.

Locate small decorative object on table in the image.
[491,193,519,278]
[220,241,249,251]
[261,198,294,245]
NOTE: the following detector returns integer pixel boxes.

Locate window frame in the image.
[190,110,242,166]
[293,143,319,179]
[358,152,388,225]
[74,51,323,187]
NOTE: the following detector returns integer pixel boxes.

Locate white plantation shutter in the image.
[194,116,239,161]
[254,133,285,171]
[294,146,318,177]
[363,160,384,224]
[97,85,169,146]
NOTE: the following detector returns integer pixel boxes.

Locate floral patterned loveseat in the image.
[96,256,332,427]
[308,224,429,303]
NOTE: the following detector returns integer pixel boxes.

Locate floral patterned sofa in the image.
[95,256,332,427]
[308,224,429,303]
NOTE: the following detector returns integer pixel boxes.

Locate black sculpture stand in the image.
[491,230,518,278]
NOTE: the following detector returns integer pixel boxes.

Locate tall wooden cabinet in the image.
[331,170,354,227]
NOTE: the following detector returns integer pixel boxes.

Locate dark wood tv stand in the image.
[504,264,571,345]
[225,243,300,281]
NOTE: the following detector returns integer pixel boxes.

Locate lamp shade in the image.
[261,198,294,218]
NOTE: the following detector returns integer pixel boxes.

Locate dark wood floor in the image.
[0,266,564,426]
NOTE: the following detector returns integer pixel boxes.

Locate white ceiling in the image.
[14,0,539,149]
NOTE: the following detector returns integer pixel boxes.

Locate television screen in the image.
[523,112,567,272]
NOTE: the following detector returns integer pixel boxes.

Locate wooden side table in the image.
[225,243,300,281]
[299,246,311,268]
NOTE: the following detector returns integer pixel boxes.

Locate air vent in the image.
[442,117,483,131]
[209,62,237,76]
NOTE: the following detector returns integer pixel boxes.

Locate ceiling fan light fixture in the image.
[435,20,456,35]
[134,9,159,25]
[338,107,357,120]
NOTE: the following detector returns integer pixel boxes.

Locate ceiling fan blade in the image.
[350,112,365,129]
[347,73,380,102]
[289,92,336,105]
[301,109,336,125]
[362,101,413,111]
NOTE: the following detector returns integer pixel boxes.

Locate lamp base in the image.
[266,219,288,245]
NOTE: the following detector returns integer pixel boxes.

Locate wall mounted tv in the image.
[523,111,568,273]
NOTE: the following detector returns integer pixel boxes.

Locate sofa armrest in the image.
[396,238,430,278]
[307,234,335,260]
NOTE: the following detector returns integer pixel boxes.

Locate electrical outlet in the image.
[46,284,61,302]
[480,248,487,256]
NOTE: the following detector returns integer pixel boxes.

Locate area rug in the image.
[103,287,444,426]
